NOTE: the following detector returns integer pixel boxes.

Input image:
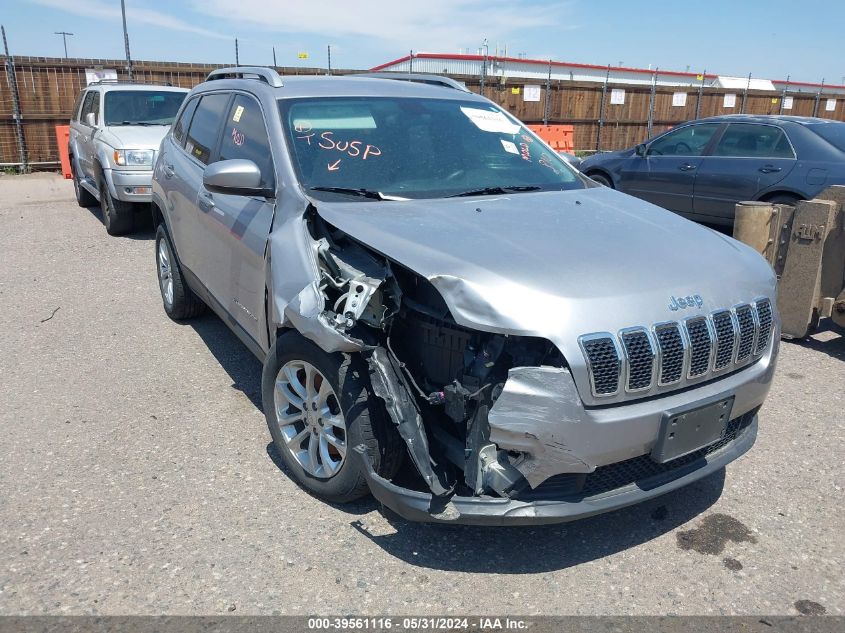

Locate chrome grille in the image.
[686,317,713,378]
[579,335,620,396]
[654,323,685,385]
[735,304,756,361]
[620,328,655,392]
[712,310,736,371]
[754,299,773,356]
[579,298,774,399]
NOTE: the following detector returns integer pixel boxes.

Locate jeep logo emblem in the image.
[668,294,703,311]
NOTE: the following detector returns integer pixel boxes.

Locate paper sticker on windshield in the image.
[232,105,244,122]
[500,139,519,154]
[460,107,520,134]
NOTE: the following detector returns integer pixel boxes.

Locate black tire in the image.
[589,172,613,188]
[262,332,403,503]
[155,224,205,320]
[764,193,801,206]
[99,175,134,236]
[71,158,96,208]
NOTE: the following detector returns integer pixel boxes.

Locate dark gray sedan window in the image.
[647,124,719,156]
[279,97,583,200]
[713,123,794,158]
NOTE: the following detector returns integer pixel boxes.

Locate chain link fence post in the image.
[2,25,28,173]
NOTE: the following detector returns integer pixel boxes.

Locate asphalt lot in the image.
[0,173,843,616]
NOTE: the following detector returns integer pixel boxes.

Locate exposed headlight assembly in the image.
[113,149,154,166]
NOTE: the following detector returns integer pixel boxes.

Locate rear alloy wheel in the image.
[99,176,134,236]
[589,173,613,188]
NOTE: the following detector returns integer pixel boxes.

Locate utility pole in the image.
[235,38,239,66]
[54,31,73,58]
[408,49,413,74]
[272,46,276,67]
[120,0,133,80]
[327,45,332,76]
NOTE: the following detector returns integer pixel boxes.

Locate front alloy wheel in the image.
[274,360,347,479]
[157,238,174,308]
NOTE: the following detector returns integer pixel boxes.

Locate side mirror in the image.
[85,112,97,127]
[203,159,270,197]
[635,143,647,157]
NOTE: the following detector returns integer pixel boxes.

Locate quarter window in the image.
[79,91,100,126]
[218,95,275,188]
[185,93,230,165]
[647,124,720,157]
[713,123,794,158]
[173,97,200,147]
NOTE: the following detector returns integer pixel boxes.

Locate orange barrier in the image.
[527,124,575,154]
[55,125,72,179]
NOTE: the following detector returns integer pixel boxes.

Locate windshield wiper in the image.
[446,185,541,198]
[309,186,409,201]
[117,121,155,126]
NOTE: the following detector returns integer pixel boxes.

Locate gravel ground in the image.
[0,173,842,616]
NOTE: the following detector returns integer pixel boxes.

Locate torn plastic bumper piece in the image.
[355,415,757,526]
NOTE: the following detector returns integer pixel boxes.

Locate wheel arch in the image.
[584,168,615,188]
[757,188,806,204]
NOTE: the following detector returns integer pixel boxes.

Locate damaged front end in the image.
[297,207,608,523]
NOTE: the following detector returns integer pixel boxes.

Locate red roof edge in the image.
[369,53,845,90]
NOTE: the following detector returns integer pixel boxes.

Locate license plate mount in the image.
[651,396,734,464]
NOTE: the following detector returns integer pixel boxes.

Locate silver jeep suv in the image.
[151,67,779,525]
[69,81,187,235]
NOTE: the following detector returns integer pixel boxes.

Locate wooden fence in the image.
[2,55,845,168]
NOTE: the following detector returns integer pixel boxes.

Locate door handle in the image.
[198,191,215,212]
[759,166,782,174]
[679,163,697,171]
[162,164,175,179]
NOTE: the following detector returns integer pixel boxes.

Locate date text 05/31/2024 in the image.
[307,617,529,630]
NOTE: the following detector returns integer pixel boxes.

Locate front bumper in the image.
[105,168,154,202]
[359,414,757,526]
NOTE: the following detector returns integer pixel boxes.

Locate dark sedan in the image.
[580,115,845,225]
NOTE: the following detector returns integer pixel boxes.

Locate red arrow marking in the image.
[328,159,341,171]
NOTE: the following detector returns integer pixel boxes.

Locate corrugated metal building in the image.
[371,53,845,95]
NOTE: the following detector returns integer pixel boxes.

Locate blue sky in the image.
[2,0,842,84]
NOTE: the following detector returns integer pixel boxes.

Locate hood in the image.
[580,148,631,166]
[315,187,777,400]
[100,125,169,150]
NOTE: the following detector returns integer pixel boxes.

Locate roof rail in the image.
[88,79,174,87]
[206,66,284,88]
[353,72,469,92]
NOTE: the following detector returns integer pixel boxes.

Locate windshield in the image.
[807,121,845,152]
[279,97,584,200]
[104,90,186,126]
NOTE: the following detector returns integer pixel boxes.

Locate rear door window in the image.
[218,94,275,188]
[185,93,231,165]
[713,123,794,158]
[173,97,200,147]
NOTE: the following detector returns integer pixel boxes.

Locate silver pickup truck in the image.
[69,82,187,235]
